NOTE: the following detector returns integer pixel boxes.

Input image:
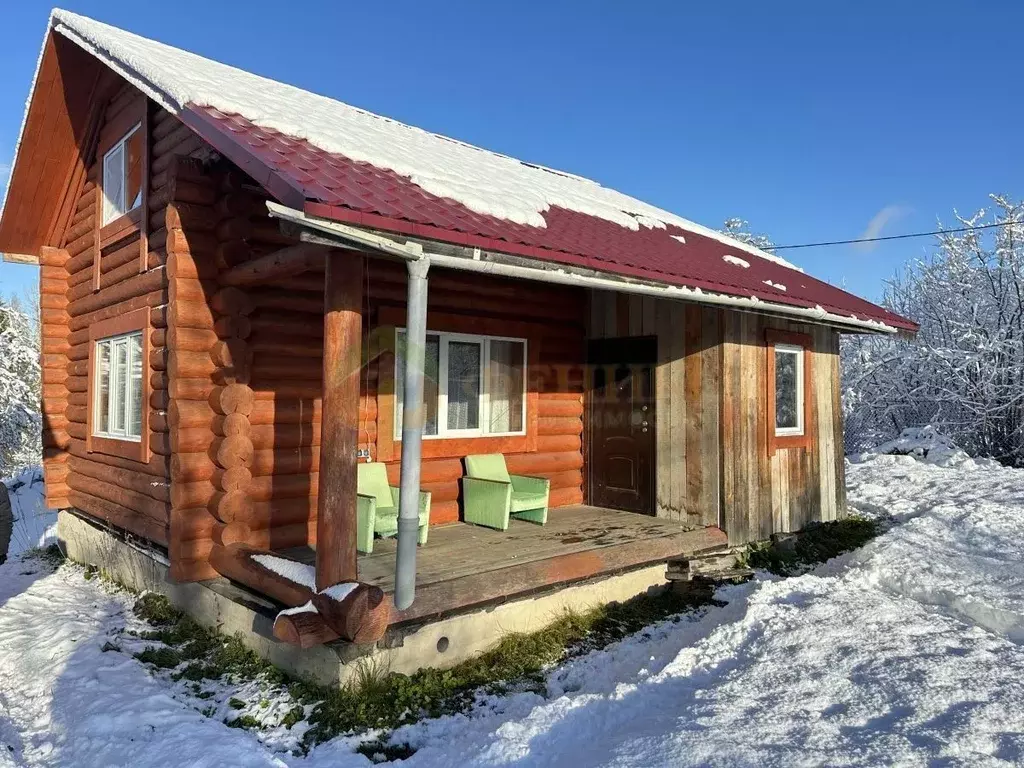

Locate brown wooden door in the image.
[588,338,656,515]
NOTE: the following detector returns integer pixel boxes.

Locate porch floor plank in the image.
[276,505,727,623]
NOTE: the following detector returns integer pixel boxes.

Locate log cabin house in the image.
[0,11,917,661]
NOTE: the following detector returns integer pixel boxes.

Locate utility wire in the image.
[772,219,1022,251]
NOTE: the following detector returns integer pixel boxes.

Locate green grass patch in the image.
[23,544,64,569]
[135,646,183,669]
[356,740,417,763]
[226,714,263,730]
[131,594,286,684]
[134,593,182,625]
[295,587,710,749]
[739,515,881,576]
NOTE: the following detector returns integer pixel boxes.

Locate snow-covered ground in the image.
[2,449,1024,767]
[2,468,56,560]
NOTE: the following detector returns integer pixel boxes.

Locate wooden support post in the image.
[315,250,364,591]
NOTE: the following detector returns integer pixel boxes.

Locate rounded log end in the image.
[312,584,392,644]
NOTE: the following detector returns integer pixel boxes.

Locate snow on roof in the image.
[0,9,917,332]
[722,254,750,269]
[48,8,797,272]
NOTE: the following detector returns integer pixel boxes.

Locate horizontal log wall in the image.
[52,85,173,545]
[365,261,587,525]
[239,256,587,538]
[40,246,71,508]
[590,290,844,545]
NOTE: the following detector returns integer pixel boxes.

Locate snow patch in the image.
[722,254,750,268]
[5,455,1024,764]
[320,582,358,603]
[278,600,316,617]
[762,279,787,291]
[250,554,315,589]
[4,467,57,559]
[670,234,686,245]
[867,426,969,467]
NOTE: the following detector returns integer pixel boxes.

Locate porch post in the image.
[395,256,430,610]
[315,250,364,592]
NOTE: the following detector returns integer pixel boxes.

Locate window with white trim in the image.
[773,343,804,436]
[101,123,144,225]
[395,330,527,439]
[93,332,144,441]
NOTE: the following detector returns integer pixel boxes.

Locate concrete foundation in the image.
[59,509,670,686]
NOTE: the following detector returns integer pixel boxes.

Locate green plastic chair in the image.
[462,454,549,531]
[356,463,431,554]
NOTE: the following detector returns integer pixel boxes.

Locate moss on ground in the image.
[739,515,881,576]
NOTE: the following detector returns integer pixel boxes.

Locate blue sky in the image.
[2,1,1023,302]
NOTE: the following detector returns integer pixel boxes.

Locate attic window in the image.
[102,123,144,225]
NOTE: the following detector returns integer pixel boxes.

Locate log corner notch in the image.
[208,543,390,645]
[274,583,391,647]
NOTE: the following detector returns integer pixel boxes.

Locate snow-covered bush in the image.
[842,195,1024,466]
[720,217,776,253]
[0,297,41,477]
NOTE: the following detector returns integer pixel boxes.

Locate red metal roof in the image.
[185,104,917,332]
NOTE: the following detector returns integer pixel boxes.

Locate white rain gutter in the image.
[267,202,900,335]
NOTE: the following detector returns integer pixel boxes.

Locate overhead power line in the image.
[772,219,1022,251]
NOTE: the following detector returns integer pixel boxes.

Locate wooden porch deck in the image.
[278,505,728,624]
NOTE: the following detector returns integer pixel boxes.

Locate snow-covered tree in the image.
[720,218,776,253]
[0,296,41,477]
[842,195,1024,465]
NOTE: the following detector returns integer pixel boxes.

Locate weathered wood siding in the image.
[588,292,720,528]
[721,312,845,543]
[588,290,845,545]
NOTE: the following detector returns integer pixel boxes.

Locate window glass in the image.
[447,341,481,431]
[95,341,111,434]
[93,331,143,440]
[396,333,440,436]
[130,334,144,437]
[112,338,128,434]
[102,144,125,225]
[488,340,525,433]
[102,124,142,225]
[125,128,145,213]
[774,346,801,433]
[395,330,527,439]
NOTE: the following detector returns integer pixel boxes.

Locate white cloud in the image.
[855,204,912,252]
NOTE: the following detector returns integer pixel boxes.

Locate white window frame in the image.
[395,329,528,440]
[773,343,805,437]
[101,123,142,226]
[93,331,144,442]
